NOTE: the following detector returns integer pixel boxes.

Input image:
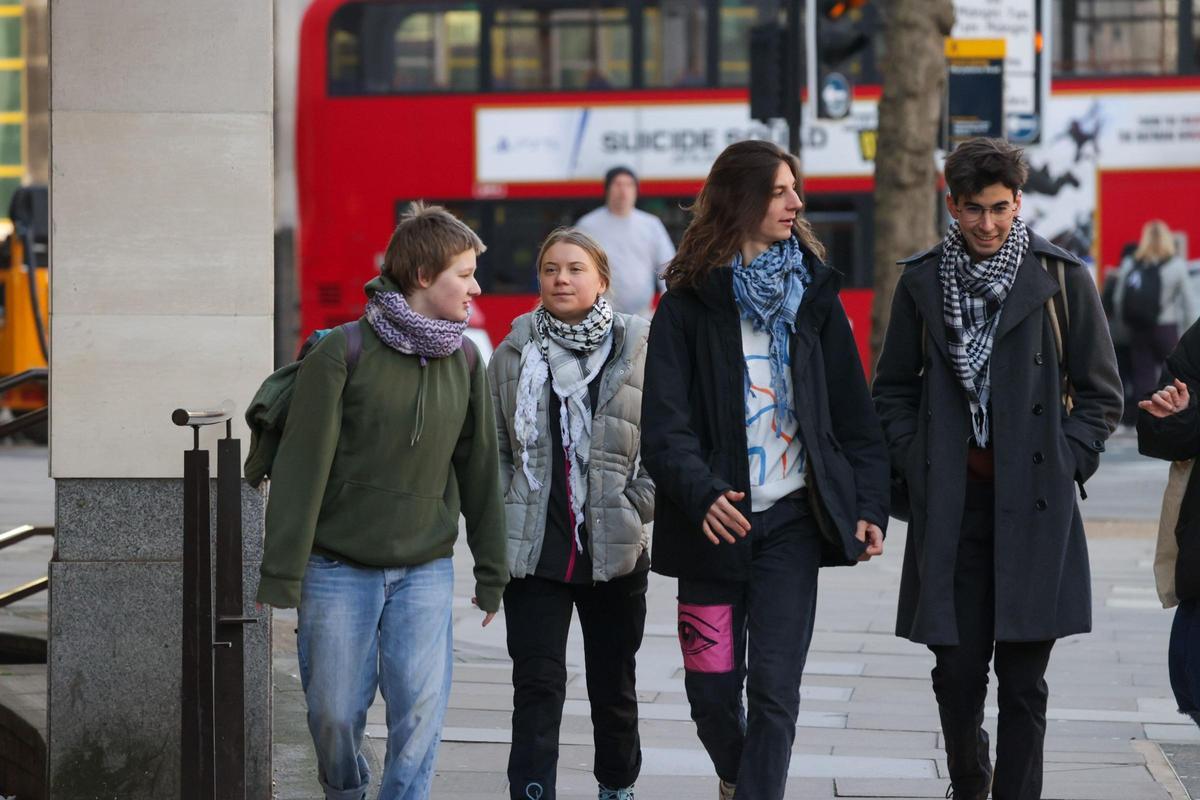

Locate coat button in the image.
[1091,439,1103,450]
[1035,498,1047,511]
[926,408,933,419]
[1034,352,1044,365]
[1033,452,1044,464]
[925,458,931,467]
[1032,404,1044,415]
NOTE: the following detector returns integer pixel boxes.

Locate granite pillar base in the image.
[47,478,270,799]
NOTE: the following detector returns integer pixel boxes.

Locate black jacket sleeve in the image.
[1060,263,1123,483]
[641,294,733,526]
[1139,319,1200,462]
[822,296,889,529]
[871,278,924,479]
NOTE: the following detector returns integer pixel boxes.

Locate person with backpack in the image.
[254,202,507,800]
[640,139,889,800]
[873,137,1122,800]
[1113,219,1198,405]
[488,227,653,800]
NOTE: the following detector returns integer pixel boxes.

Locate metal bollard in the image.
[173,402,255,800]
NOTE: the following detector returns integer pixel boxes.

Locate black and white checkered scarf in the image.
[939,216,1030,447]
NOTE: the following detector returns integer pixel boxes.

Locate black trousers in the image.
[504,570,648,799]
[1130,323,1178,403]
[677,495,821,800]
[930,483,1055,800]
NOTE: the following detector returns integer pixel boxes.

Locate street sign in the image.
[1008,112,1040,143]
[952,0,1042,143]
[945,38,1006,149]
[821,72,852,119]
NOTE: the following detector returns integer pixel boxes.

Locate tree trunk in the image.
[868,0,955,371]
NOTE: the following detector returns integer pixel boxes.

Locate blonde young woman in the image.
[488,227,653,800]
[1114,219,1199,402]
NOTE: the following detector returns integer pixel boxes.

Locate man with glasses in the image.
[872,138,1122,800]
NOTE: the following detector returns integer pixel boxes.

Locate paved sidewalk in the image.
[268,431,1196,799]
[2,434,1196,799]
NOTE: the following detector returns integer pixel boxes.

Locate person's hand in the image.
[471,597,496,627]
[702,490,751,544]
[1138,378,1191,419]
[855,519,884,561]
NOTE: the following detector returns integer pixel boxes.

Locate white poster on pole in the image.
[953,0,1039,139]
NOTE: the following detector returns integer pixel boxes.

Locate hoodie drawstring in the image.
[411,358,428,446]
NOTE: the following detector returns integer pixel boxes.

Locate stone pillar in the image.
[46,3,274,798]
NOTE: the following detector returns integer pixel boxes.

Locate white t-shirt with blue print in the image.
[742,320,805,513]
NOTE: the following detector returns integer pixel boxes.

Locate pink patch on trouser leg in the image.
[677,602,734,673]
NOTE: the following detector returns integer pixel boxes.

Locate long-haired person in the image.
[488,228,654,800]
[1113,219,1198,404]
[640,139,889,800]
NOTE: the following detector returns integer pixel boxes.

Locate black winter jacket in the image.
[1139,317,1200,602]
[641,253,889,581]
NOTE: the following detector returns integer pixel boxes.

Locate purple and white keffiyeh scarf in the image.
[365,291,467,365]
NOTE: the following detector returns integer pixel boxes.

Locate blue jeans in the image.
[297,554,455,800]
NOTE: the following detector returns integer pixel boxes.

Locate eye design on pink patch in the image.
[678,610,720,657]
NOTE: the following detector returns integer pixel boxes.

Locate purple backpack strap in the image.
[341,320,363,377]
[460,335,479,373]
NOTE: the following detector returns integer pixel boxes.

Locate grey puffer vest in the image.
[487,311,654,581]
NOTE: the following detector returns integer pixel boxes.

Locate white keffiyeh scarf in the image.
[513,298,614,552]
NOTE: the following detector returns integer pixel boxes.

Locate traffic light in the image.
[817,0,871,70]
[749,23,785,122]
[814,0,875,119]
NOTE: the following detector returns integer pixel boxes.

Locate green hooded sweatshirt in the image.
[256,275,508,610]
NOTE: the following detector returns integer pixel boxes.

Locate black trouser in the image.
[1130,323,1178,403]
[930,482,1055,800]
[677,495,821,800]
[504,570,648,799]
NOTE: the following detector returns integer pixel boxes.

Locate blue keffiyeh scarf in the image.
[731,236,811,432]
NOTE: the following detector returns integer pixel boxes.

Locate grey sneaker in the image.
[718,779,736,800]
[598,784,635,800]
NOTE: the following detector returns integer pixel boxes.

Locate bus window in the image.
[328,2,481,94]
[643,0,708,88]
[491,6,632,90]
[720,0,763,86]
[1055,0,1181,75]
[403,198,688,294]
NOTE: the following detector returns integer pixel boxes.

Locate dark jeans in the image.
[504,570,648,799]
[677,494,821,800]
[930,483,1055,800]
[1130,323,1178,403]
[1169,598,1200,728]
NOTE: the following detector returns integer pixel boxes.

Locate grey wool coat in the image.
[873,232,1123,645]
[488,311,655,581]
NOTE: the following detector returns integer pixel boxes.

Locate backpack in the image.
[1121,260,1163,331]
[243,322,481,488]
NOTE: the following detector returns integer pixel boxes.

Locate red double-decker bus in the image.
[295,0,881,362]
[295,0,1200,366]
